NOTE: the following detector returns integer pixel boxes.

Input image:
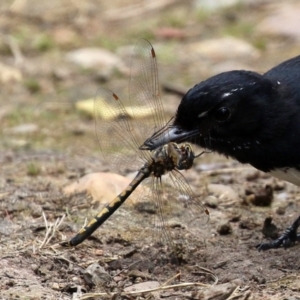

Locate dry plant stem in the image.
[78,267,218,300]
[39,212,66,249]
[0,33,24,66]
[201,167,253,176]
[226,286,241,300]
[226,285,251,300]
[79,282,210,300]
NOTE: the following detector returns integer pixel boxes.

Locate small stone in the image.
[154,27,186,40]
[213,260,228,269]
[113,276,123,282]
[6,123,38,134]
[208,184,239,203]
[128,269,152,280]
[189,37,259,62]
[94,249,104,256]
[239,219,256,230]
[217,222,232,235]
[117,280,125,288]
[228,212,241,222]
[194,0,241,11]
[84,263,111,287]
[275,206,286,215]
[262,217,279,239]
[251,274,266,284]
[191,282,236,299]
[52,67,71,80]
[247,184,273,206]
[205,196,218,208]
[51,282,60,290]
[0,62,22,83]
[31,264,39,272]
[195,162,227,172]
[246,170,261,181]
[257,3,300,41]
[63,172,147,206]
[51,27,79,47]
[276,192,288,202]
[66,47,125,77]
[124,281,160,293]
[9,139,30,148]
[273,180,286,191]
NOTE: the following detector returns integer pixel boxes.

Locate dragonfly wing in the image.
[167,170,209,233]
[130,173,209,266]
[129,39,167,144]
[94,88,150,174]
[127,177,184,266]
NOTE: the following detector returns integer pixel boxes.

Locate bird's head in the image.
[141,70,291,153]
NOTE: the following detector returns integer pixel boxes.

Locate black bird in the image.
[141,55,300,251]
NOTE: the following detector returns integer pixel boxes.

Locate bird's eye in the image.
[214,107,231,122]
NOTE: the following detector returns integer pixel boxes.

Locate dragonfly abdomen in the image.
[61,167,150,247]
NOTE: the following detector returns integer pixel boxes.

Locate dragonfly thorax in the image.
[148,142,195,178]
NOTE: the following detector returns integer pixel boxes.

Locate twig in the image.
[79,281,210,299]
[39,211,49,249]
[226,285,251,300]
[46,214,65,245]
[39,212,66,249]
[78,267,217,300]
[200,167,254,176]
[0,33,24,67]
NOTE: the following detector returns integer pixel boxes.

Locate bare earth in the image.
[1,1,300,299]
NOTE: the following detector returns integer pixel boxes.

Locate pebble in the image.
[113,276,123,282]
[51,27,79,47]
[217,222,232,235]
[5,123,38,134]
[63,172,147,205]
[30,264,39,272]
[205,196,218,208]
[123,281,160,293]
[51,282,60,290]
[262,217,278,239]
[191,281,237,299]
[188,37,259,62]
[195,162,228,172]
[0,62,22,83]
[275,205,286,215]
[257,3,300,41]
[7,139,30,148]
[273,180,285,191]
[207,184,239,203]
[66,47,125,77]
[194,0,241,11]
[247,185,273,207]
[75,98,154,119]
[94,249,104,256]
[84,263,111,287]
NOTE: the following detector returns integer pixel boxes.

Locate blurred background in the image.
[1,1,300,298]
[1,0,300,158]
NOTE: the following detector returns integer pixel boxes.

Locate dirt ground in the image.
[1,1,300,299]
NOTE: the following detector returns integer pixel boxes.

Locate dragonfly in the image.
[61,39,209,254]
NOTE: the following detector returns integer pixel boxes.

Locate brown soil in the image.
[1,1,300,299]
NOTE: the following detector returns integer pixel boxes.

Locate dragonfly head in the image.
[168,143,195,171]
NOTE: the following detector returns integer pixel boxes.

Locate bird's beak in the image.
[140,123,199,151]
